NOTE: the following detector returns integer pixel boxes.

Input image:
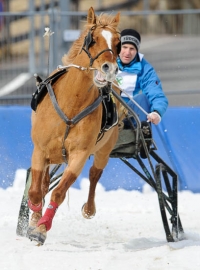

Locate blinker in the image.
[84,31,93,50]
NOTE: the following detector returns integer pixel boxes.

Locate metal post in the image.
[39,0,46,75]
[60,0,71,58]
[48,0,54,74]
[143,0,149,33]
[143,0,149,10]
[52,7,58,71]
[29,0,35,74]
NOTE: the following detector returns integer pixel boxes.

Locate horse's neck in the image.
[73,52,91,69]
[54,64,97,110]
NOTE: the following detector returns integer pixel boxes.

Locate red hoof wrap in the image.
[37,201,58,231]
[28,199,43,212]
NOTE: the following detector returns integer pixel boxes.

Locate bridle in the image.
[81,27,115,67]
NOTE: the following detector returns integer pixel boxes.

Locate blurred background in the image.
[0,0,200,106]
[0,0,200,191]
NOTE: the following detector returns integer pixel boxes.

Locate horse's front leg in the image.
[28,153,88,245]
[82,165,103,219]
[27,167,50,234]
[82,129,119,219]
[27,149,50,239]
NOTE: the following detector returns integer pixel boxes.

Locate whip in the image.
[43,27,54,77]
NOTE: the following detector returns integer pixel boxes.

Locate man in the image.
[116,29,168,157]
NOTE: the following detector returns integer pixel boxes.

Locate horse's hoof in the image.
[26,211,43,238]
[27,224,47,246]
[81,203,96,219]
[26,226,35,237]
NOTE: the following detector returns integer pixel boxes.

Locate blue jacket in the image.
[116,53,168,117]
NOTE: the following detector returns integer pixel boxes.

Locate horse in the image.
[27,7,121,245]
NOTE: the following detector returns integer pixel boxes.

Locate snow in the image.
[0,169,200,270]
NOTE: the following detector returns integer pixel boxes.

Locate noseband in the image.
[81,28,114,67]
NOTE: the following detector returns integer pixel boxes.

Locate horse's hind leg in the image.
[82,165,103,219]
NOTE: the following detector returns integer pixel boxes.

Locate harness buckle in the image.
[62,148,66,157]
[66,120,74,126]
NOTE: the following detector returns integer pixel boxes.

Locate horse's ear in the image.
[113,12,120,25]
[87,7,96,24]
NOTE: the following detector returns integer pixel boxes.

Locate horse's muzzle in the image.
[93,62,118,87]
[102,62,118,83]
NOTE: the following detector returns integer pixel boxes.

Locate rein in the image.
[57,64,96,72]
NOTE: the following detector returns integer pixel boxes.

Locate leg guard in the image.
[37,201,58,231]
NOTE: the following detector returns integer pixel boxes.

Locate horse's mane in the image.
[62,12,120,65]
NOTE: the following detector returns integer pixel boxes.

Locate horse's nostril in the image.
[115,67,119,75]
[102,63,109,73]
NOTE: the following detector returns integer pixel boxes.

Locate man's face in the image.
[119,43,137,64]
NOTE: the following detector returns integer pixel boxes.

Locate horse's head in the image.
[82,7,120,87]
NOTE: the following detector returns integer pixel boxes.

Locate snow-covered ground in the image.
[0,169,200,270]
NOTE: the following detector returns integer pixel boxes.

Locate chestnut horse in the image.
[27,7,121,245]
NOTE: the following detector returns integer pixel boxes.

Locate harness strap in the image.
[71,95,104,124]
[46,83,71,125]
[62,125,70,163]
[46,83,103,125]
[46,82,104,163]
[82,47,113,67]
[41,69,67,87]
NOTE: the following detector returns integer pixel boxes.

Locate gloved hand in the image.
[147,111,161,125]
